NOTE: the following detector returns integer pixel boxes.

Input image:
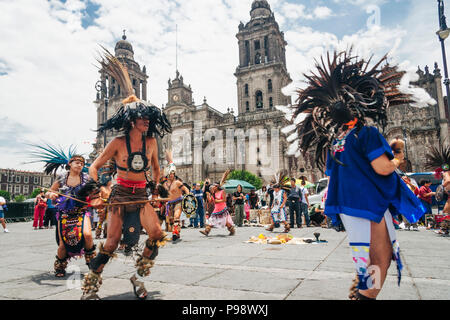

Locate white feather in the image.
[287,132,298,143]
[281,124,296,134]
[397,62,436,108]
[294,112,310,125]
[286,140,299,156]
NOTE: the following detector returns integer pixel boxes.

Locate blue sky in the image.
[0,0,445,170]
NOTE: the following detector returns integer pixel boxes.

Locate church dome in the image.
[250,0,271,19]
[115,33,134,60]
[251,0,270,11]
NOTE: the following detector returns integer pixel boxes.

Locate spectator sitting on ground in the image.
[309,203,326,227]
[249,189,258,209]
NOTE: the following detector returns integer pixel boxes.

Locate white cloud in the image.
[278,3,334,21]
[314,6,333,19]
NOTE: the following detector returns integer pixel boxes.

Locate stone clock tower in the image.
[167,70,193,107]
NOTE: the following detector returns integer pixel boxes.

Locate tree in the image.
[0,190,11,201]
[14,195,26,203]
[228,170,263,190]
[30,188,42,199]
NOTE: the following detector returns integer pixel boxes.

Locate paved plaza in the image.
[0,221,449,300]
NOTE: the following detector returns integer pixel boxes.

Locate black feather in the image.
[290,49,413,172]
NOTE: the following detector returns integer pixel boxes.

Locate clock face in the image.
[172,94,179,102]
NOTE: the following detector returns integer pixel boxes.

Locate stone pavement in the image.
[0,221,449,300]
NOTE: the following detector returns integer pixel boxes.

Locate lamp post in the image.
[95,79,109,148]
[437,0,450,118]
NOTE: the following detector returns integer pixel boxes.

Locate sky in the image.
[0,0,446,171]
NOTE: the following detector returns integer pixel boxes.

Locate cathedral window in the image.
[255,52,261,64]
[244,84,249,96]
[245,101,250,111]
[268,79,272,93]
[269,97,273,107]
[245,41,250,66]
[254,40,260,50]
[264,36,269,61]
[255,91,263,109]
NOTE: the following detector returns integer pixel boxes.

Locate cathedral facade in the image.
[92,0,448,185]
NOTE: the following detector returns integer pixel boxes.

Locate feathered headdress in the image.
[272,170,290,191]
[425,144,450,179]
[219,169,232,187]
[211,169,232,190]
[282,49,414,172]
[96,46,172,138]
[163,149,177,177]
[26,143,87,175]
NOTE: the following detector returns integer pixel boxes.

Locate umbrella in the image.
[222,180,256,193]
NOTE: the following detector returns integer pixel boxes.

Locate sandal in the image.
[130,275,147,300]
[55,270,66,278]
[81,292,101,300]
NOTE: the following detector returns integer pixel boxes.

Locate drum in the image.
[436,184,445,202]
[182,194,198,218]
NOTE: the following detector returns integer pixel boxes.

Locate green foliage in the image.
[0,190,11,201]
[30,188,42,199]
[14,195,26,203]
[228,170,263,190]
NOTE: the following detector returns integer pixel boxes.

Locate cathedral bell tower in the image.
[93,32,149,153]
[234,0,292,115]
[167,70,193,107]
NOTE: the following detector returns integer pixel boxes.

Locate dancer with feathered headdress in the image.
[27,143,97,278]
[199,169,236,236]
[425,144,450,215]
[281,49,428,300]
[266,170,291,232]
[159,150,191,241]
[81,46,171,300]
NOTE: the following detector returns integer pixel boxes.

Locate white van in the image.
[308,178,328,208]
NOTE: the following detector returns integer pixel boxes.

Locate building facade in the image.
[92,0,448,185]
[0,169,55,199]
[385,63,449,173]
[160,0,300,184]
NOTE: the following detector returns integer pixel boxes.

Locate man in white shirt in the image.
[0,196,9,233]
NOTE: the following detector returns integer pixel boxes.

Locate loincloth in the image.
[109,183,149,247]
[109,183,149,213]
[166,197,183,219]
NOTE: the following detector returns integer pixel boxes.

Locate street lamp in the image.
[437,0,450,118]
[95,79,109,148]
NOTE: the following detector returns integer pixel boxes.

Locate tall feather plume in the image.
[95,46,172,138]
[219,169,232,187]
[25,143,78,175]
[97,45,136,101]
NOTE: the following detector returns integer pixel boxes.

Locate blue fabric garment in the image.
[47,198,55,209]
[192,189,204,206]
[324,126,426,226]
